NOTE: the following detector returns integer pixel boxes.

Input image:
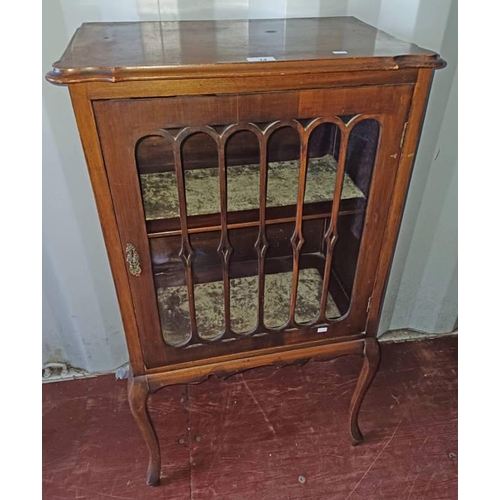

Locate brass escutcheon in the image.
[125,243,142,276]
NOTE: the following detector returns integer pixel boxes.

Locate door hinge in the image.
[366,296,373,313]
[400,121,409,149]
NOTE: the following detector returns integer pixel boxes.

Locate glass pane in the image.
[149,236,191,347]
[304,123,363,204]
[262,126,301,329]
[327,118,380,319]
[262,220,324,327]
[226,130,261,213]
[184,230,223,341]
[296,123,339,324]
[266,126,301,209]
[135,113,380,350]
[225,131,261,334]
[182,132,220,217]
[228,228,259,335]
[136,135,178,221]
[181,134,225,340]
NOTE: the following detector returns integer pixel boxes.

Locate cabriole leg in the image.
[128,374,161,486]
[349,337,381,445]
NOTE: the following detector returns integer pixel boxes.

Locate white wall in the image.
[347,0,458,334]
[43,0,457,373]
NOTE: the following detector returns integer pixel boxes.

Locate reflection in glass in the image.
[327,119,380,320]
[149,236,191,347]
[190,231,224,340]
[136,135,178,221]
[134,115,380,349]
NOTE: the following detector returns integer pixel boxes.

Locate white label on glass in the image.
[317,327,328,333]
[246,56,276,62]
[332,50,348,54]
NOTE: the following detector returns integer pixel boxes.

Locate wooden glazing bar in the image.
[319,124,352,321]
[217,130,233,337]
[170,131,199,343]
[287,122,308,327]
[255,131,269,330]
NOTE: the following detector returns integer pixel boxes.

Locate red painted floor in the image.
[43,336,457,500]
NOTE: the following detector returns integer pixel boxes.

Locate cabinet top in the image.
[46,17,445,85]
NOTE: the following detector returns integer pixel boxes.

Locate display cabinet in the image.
[47,17,445,486]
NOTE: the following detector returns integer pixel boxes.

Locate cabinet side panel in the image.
[69,84,145,375]
[365,69,435,336]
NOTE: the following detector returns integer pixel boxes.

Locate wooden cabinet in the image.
[47,17,445,486]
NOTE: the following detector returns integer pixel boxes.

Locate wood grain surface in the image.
[46,17,444,84]
[43,336,457,499]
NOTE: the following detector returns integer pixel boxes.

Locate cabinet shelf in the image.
[141,154,365,235]
[156,264,342,347]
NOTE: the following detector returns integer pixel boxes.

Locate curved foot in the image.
[349,338,380,446]
[128,375,161,486]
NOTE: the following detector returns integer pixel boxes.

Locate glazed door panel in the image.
[93,85,412,368]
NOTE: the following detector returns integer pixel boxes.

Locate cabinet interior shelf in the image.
[157,264,342,347]
[141,154,365,236]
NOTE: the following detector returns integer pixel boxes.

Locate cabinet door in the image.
[94,85,412,368]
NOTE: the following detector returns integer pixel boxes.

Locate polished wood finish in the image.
[68,85,145,376]
[47,17,445,486]
[46,17,444,85]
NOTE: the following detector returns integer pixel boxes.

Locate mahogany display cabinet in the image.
[47,17,445,486]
